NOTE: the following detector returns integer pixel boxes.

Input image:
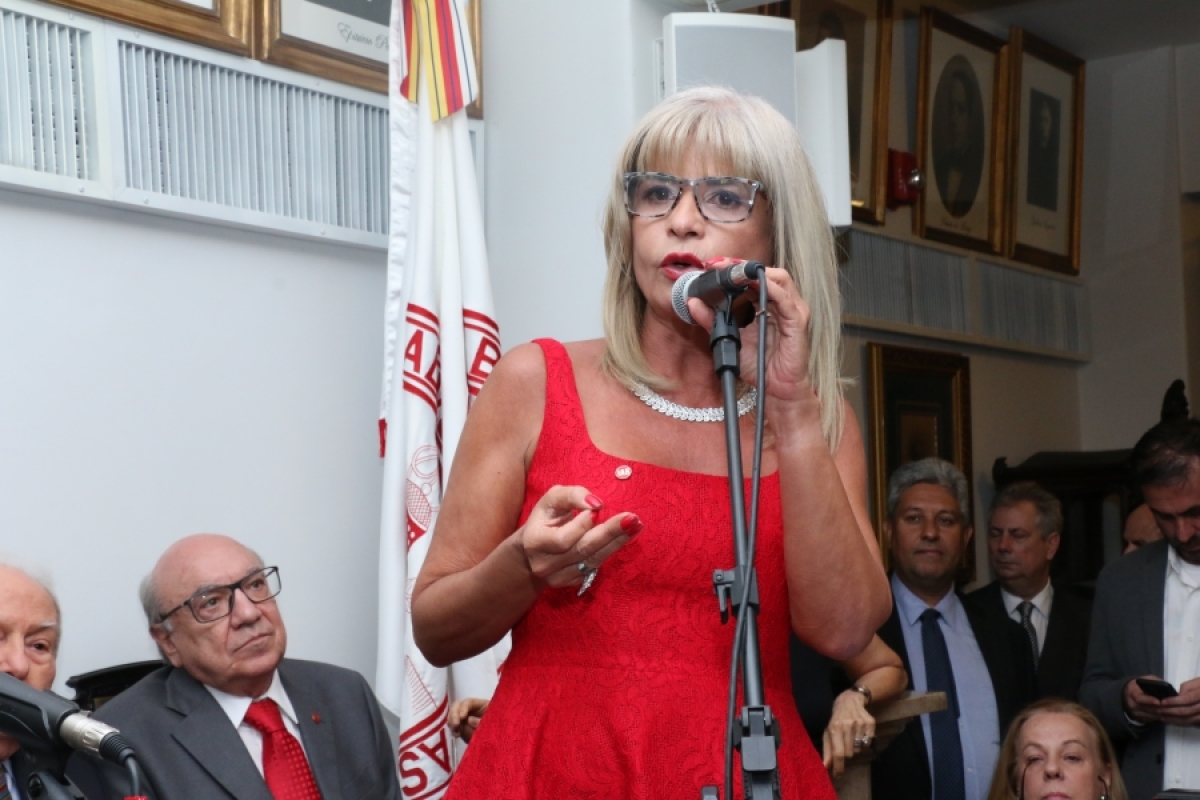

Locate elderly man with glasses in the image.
[70,533,399,800]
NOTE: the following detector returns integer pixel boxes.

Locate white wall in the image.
[1077,47,1193,448]
[0,187,387,692]
[481,0,694,351]
[482,1,637,351]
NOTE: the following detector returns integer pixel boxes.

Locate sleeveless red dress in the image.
[444,339,836,800]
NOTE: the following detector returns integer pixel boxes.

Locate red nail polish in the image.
[621,515,643,536]
[585,494,604,510]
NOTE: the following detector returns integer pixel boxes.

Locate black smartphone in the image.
[1136,677,1179,699]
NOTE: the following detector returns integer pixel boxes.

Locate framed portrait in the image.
[866,342,974,578]
[258,0,390,93]
[40,0,252,55]
[756,0,893,224]
[915,8,1007,253]
[1005,28,1084,274]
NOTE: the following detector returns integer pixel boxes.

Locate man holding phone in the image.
[1081,417,1200,800]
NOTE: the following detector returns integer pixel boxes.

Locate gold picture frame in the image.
[867,342,974,579]
[915,7,1008,254]
[40,0,253,55]
[257,0,389,94]
[1005,28,1084,274]
[756,0,893,223]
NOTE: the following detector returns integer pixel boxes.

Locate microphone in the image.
[0,671,134,764]
[671,261,765,325]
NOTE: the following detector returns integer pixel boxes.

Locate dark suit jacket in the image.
[1080,540,1170,800]
[966,581,1092,701]
[872,590,1037,800]
[68,659,400,800]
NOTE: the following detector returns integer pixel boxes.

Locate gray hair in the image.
[0,555,62,650]
[990,481,1063,540]
[139,572,171,632]
[886,458,970,520]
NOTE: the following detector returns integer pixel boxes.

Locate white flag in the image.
[377,2,507,798]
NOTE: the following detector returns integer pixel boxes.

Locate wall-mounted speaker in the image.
[660,13,851,227]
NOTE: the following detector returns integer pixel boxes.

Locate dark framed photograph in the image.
[915,8,1007,253]
[40,0,252,55]
[1005,28,1084,274]
[867,342,974,578]
[756,0,892,223]
[258,0,390,93]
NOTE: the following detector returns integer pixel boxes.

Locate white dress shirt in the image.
[893,574,1001,800]
[1162,546,1200,791]
[204,671,309,777]
[1000,581,1054,657]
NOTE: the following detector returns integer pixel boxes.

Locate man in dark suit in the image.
[872,459,1036,800]
[1081,418,1200,800]
[967,481,1091,701]
[71,534,400,800]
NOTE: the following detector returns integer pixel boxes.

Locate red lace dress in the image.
[444,339,836,800]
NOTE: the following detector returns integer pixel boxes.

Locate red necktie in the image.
[243,699,323,800]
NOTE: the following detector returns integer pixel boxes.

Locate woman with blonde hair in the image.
[411,86,891,798]
[986,698,1128,800]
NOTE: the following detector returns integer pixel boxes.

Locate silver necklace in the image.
[630,381,757,423]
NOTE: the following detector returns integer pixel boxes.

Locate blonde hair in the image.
[985,699,1128,800]
[600,86,845,448]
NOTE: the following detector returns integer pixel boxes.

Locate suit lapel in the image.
[165,669,274,800]
[1141,543,1169,676]
[281,661,343,800]
[878,600,931,769]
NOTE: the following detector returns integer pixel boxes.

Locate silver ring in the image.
[576,561,590,573]
[854,735,873,749]
[577,567,598,596]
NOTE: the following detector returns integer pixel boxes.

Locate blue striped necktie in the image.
[921,608,966,800]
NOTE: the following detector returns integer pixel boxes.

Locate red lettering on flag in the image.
[398,695,452,799]
[463,309,500,404]
[403,304,441,414]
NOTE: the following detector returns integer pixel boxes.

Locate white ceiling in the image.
[962,0,1200,61]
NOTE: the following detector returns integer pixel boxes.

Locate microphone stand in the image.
[700,284,781,800]
[12,748,86,800]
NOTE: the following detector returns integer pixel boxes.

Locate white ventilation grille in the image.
[118,41,388,235]
[0,7,94,179]
[841,229,969,334]
[980,260,1087,354]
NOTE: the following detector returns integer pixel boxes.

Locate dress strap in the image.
[532,338,587,439]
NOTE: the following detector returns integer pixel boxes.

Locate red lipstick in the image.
[660,252,705,280]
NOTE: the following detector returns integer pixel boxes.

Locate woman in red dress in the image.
[411,86,891,799]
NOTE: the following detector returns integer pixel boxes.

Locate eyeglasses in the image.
[623,172,763,223]
[158,566,282,624]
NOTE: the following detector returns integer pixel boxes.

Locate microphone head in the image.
[671,271,703,325]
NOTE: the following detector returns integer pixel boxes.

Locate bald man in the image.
[1122,503,1163,554]
[71,534,399,800]
[0,562,62,800]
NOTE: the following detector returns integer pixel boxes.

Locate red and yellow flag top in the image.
[399,0,478,120]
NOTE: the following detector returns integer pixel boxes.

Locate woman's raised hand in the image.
[684,259,816,407]
[517,485,643,590]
